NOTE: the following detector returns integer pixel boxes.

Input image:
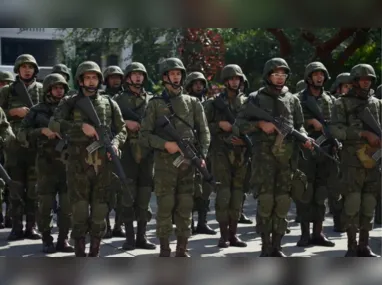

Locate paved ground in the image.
[0,194,381,257]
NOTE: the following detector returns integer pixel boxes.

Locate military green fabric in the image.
[113,89,154,223]
[295,89,336,222]
[75,61,103,82]
[203,91,248,223]
[140,88,210,238]
[184,72,208,91]
[124,62,148,77]
[103,66,123,81]
[235,86,307,234]
[0,71,15,83]
[330,90,381,230]
[0,78,43,230]
[350,64,376,81]
[13,54,39,74]
[42,74,68,94]
[18,93,71,237]
[220,65,244,82]
[50,91,127,238]
[52,64,71,79]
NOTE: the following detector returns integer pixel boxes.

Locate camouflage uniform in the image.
[140,58,210,257]
[0,71,15,88]
[0,54,43,241]
[204,64,248,248]
[294,62,335,247]
[103,66,124,97]
[49,61,127,257]
[330,64,380,257]
[18,74,74,253]
[295,80,306,93]
[0,106,16,228]
[184,72,216,235]
[52,63,76,96]
[235,58,308,257]
[113,62,156,250]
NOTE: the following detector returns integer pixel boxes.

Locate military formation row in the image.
[0,54,380,258]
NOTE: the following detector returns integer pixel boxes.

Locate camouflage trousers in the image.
[251,147,293,234]
[36,153,71,238]
[292,152,331,223]
[66,147,111,239]
[193,170,213,213]
[154,152,195,238]
[339,166,380,231]
[211,147,247,223]
[120,145,153,223]
[5,143,37,231]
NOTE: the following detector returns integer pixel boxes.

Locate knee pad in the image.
[361,193,377,218]
[257,194,274,218]
[275,194,291,218]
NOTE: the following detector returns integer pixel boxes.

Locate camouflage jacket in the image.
[49,91,127,149]
[236,86,307,143]
[0,107,16,150]
[330,89,382,168]
[0,77,43,134]
[140,88,210,158]
[104,87,123,98]
[203,91,246,149]
[297,89,336,139]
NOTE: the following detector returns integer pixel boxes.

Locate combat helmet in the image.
[124,62,148,78]
[103,65,124,84]
[43,73,69,94]
[0,71,15,83]
[330,73,351,94]
[295,80,306,92]
[52,64,71,79]
[75,61,103,82]
[262,58,290,81]
[220,64,244,83]
[13,54,39,74]
[185,71,208,90]
[350,64,376,82]
[304,61,330,83]
[159,58,186,77]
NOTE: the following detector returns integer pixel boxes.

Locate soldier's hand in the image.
[231,136,245,146]
[200,159,206,168]
[302,138,314,150]
[219,121,232,132]
[307,119,323,132]
[82,123,99,140]
[258,121,277,134]
[41,128,61,140]
[164,141,181,154]
[9,107,29,118]
[125,120,140,132]
[361,131,381,147]
[107,145,119,161]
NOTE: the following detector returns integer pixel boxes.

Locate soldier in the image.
[103,66,124,97]
[140,58,210,257]
[375,84,381,100]
[294,62,336,248]
[49,61,127,257]
[51,63,76,96]
[0,106,16,229]
[184,71,216,235]
[18,74,74,253]
[0,71,15,89]
[204,64,249,249]
[113,62,156,250]
[235,58,313,257]
[0,54,43,241]
[295,80,306,93]
[330,64,380,257]
[240,74,249,95]
[330,73,352,98]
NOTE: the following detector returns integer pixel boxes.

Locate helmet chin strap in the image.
[163,72,182,89]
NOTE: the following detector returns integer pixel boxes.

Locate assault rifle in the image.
[119,104,141,122]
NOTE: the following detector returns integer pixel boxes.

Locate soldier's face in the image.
[269,68,287,87]
[358,77,372,90]
[0,81,7,88]
[311,71,325,86]
[80,72,99,88]
[127,71,144,85]
[191,80,205,94]
[19,63,35,79]
[165,70,182,85]
[227,76,241,89]
[51,84,65,98]
[107,74,122,88]
[340,83,352,94]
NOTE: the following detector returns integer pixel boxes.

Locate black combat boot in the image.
[42,232,56,254]
[4,215,12,228]
[24,215,42,240]
[195,209,216,235]
[88,237,101,257]
[122,222,135,250]
[112,212,126,237]
[56,229,74,253]
[296,222,310,247]
[259,233,271,257]
[218,222,230,248]
[228,218,247,247]
[175,236,190,257]
[74,237,87,257]
[270,233,287,257]
[344,226,358,257]
[310,221,335,247]
[103,213,112,239]
[7,215,24,241]
[135,221,156,249]
[358,229,379,257]
[159,238,171,257]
